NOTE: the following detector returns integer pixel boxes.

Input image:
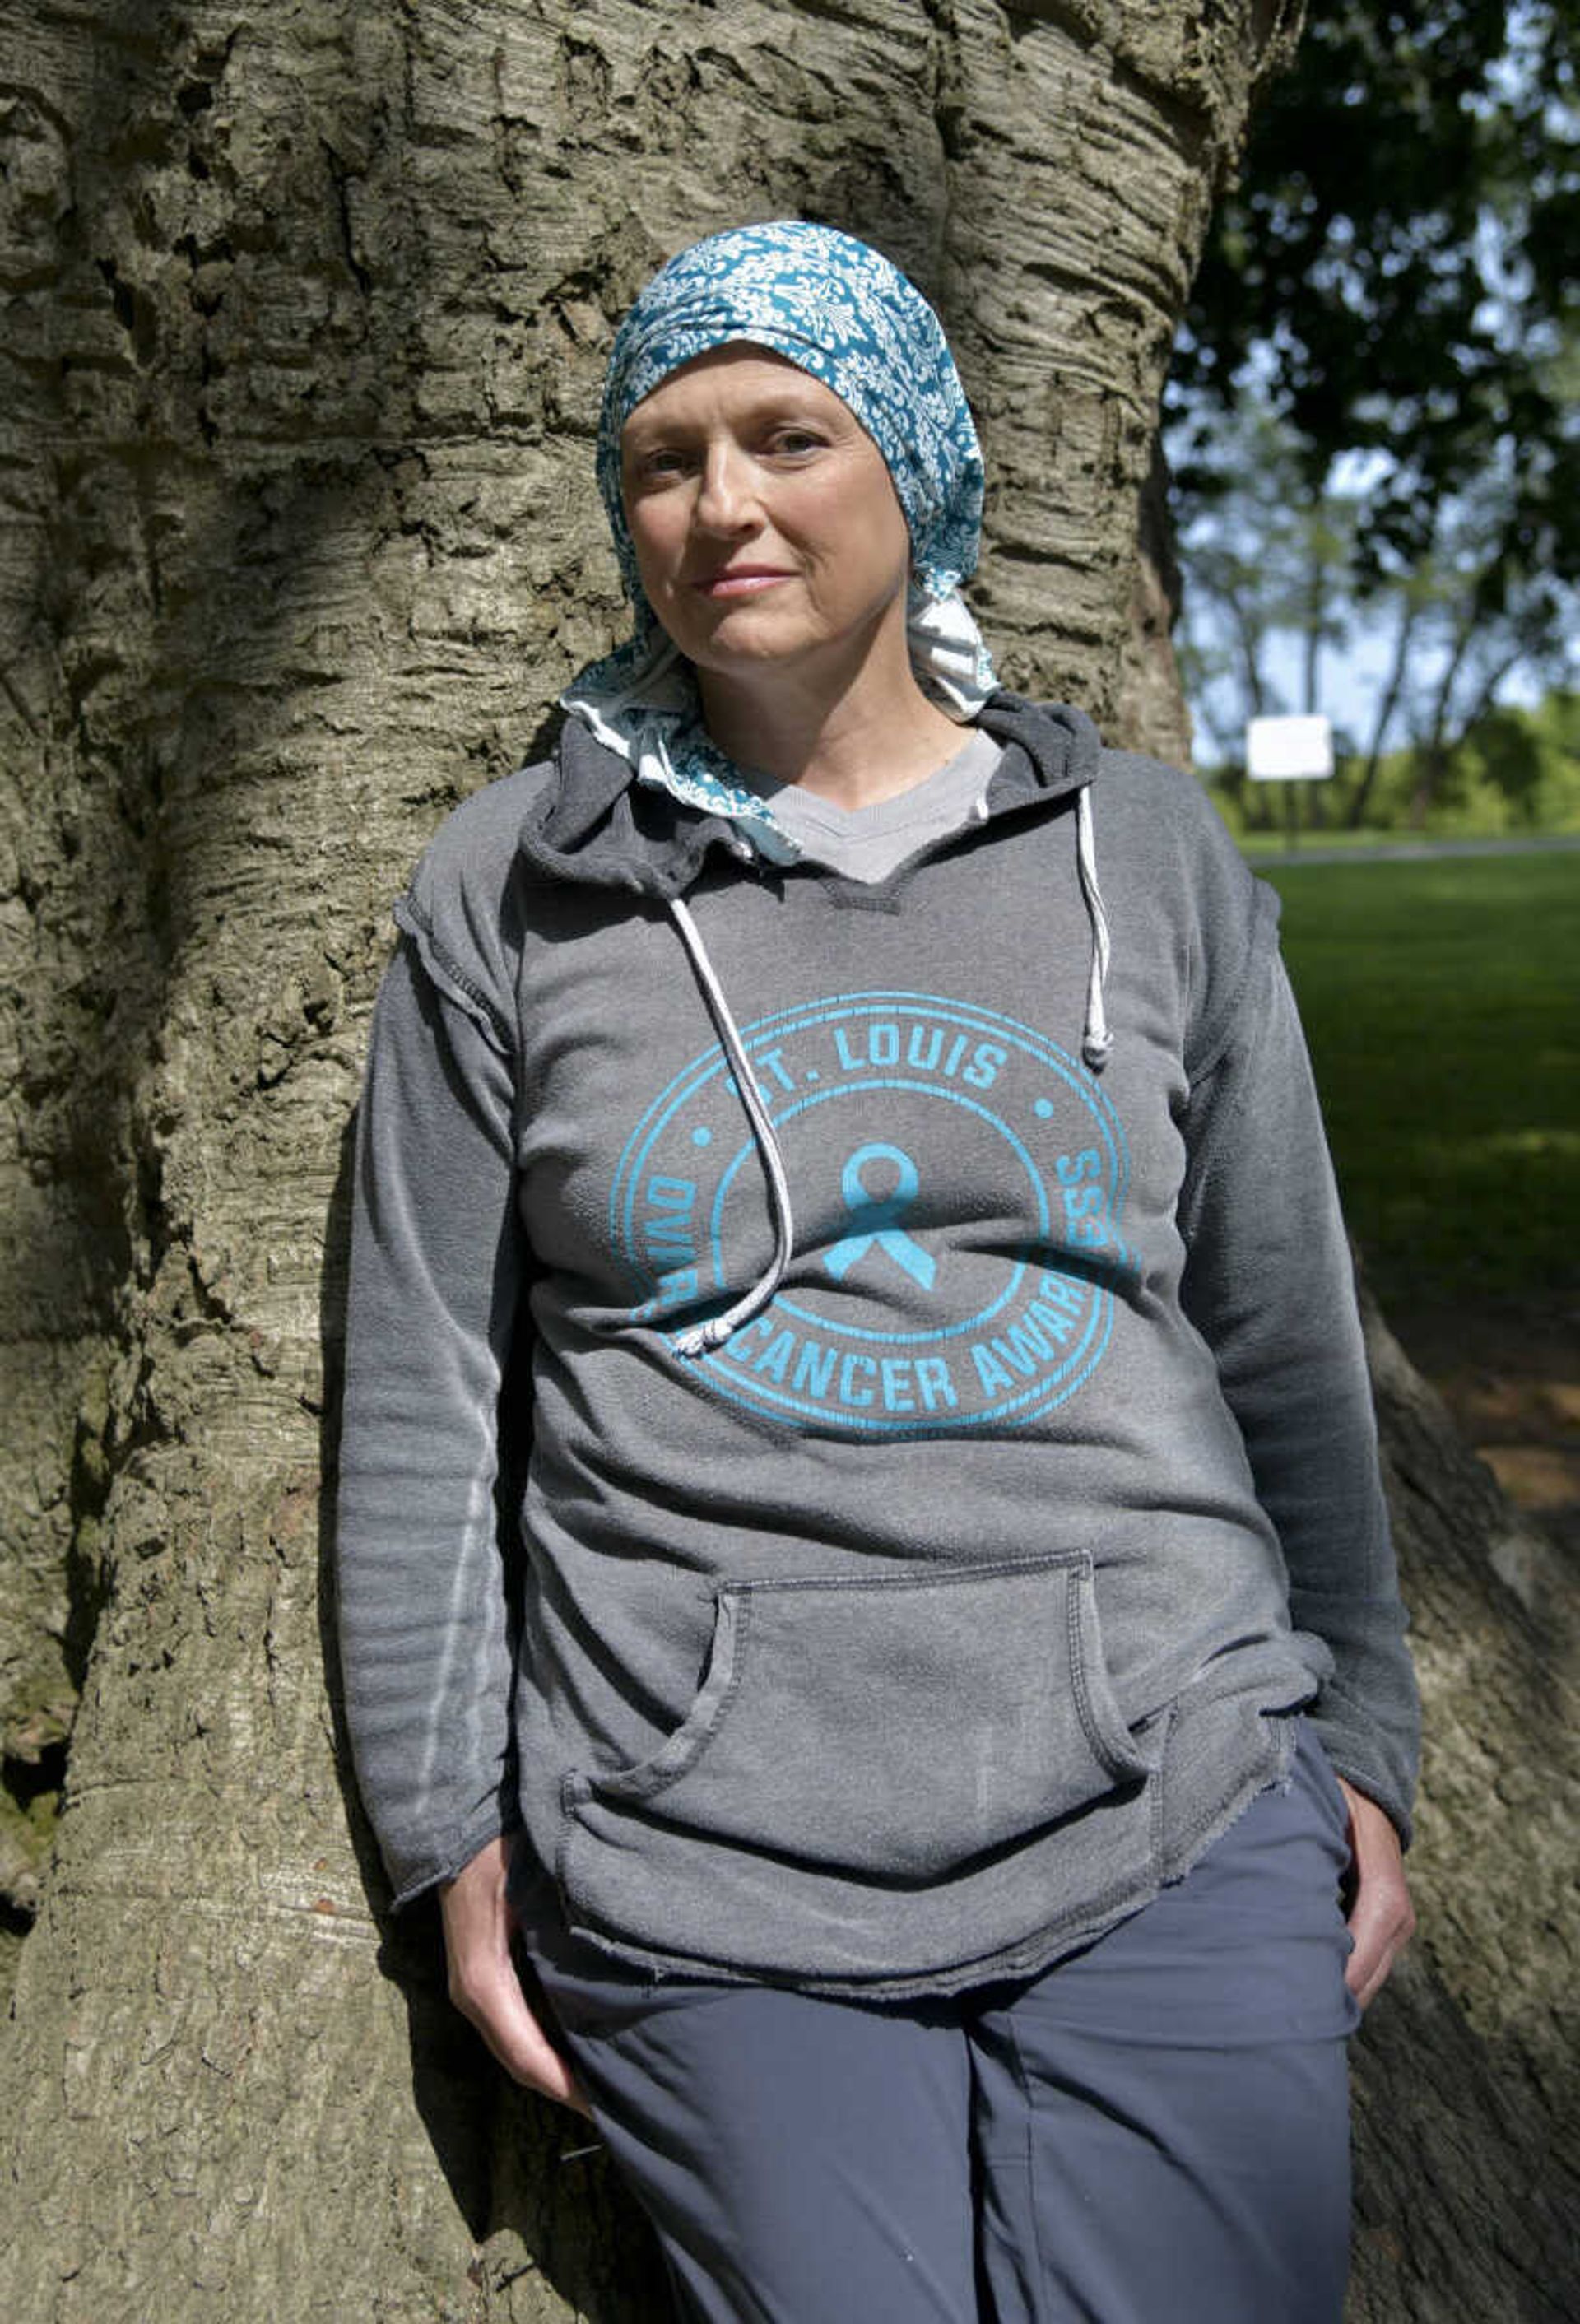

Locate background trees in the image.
[1171,0,1580,820]
[0,5,1574,2319]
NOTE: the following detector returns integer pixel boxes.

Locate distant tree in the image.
[1173,392,1362,820]
[1178,388,1574,829]
[1464,703,1548,820]
[1459,684,1580,826]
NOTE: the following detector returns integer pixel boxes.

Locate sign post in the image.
[1245,714,1334,847]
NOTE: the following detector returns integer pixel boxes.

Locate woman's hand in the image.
[1336,1778,1415,2007]
[439,1836,592,2114]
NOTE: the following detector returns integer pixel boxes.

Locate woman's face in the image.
[619,346,913,686]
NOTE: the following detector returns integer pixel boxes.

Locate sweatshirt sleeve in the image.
[1175,908,1420,1843]
[336,904,527,1909]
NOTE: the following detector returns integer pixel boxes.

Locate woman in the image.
[338,221,1418,2322]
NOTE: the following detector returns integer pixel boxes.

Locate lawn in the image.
[1257,853,1579,1314]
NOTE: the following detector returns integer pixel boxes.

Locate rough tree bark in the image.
[0,4,1572,2318]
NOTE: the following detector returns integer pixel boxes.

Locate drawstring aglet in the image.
[673,1316,736,1359]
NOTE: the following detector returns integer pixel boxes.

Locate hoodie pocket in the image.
[561,1551,1150,1888]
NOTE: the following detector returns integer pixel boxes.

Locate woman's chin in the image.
[685,619,829,678]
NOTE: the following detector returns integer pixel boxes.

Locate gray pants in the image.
[527,1727,1359,2323]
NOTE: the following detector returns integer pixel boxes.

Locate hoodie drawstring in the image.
[1075,787,1113,1071]
[664,781,1111,1356]
[666,896,797,1356]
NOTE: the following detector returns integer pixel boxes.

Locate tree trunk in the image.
[2,5,1572,2319]
[1346,590,1419,830]
[1407,599,1477,827]
[1345,1285,1578,2321]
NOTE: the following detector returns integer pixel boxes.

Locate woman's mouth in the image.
[692,566,794,598]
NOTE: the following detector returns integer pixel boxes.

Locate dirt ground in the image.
[1391,1294,1580,1564]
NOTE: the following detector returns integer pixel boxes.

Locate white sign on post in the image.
[1246,714,1334,781]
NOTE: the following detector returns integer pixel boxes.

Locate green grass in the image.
[1258,854,1579,1312]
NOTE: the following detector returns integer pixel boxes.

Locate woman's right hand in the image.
[438,1835,592,2115]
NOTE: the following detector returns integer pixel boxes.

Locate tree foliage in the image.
[1174,0,1579,590]
[1170,2,1580,809]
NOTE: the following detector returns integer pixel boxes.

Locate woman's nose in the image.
[694,442,758,533]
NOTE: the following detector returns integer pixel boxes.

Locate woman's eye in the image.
[631,448,689,485]
[770,429,823,456]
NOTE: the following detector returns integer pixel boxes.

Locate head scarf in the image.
[560,221,997,859]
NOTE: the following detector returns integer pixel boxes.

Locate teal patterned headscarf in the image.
[560,221,997,859]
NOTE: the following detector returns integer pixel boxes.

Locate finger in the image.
[1344,1889,1396,2003]
[1333,1778,1414,2007]
[457,1975,593,2113]
[1348,1927,1404,2010]
[1343,1880,1414,2006]
[1345,1928,1386,2007]
[502,2023,595,2117]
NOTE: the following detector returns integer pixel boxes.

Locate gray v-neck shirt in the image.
[754,728,1004,882]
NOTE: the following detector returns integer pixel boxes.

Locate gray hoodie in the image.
[337,695,1418,1997]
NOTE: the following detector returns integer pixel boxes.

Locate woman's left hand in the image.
[1336,1777,1415,2006]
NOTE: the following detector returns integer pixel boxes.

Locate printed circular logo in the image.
[610,992,1132,1435]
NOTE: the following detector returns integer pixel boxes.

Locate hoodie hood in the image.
[518,693,1103,904]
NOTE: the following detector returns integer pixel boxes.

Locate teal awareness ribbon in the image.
[823,1143,936,1290]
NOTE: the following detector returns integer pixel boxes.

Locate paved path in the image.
[1248,833,1580,868]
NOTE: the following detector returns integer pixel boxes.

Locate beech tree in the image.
[1,4,1573,2318]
